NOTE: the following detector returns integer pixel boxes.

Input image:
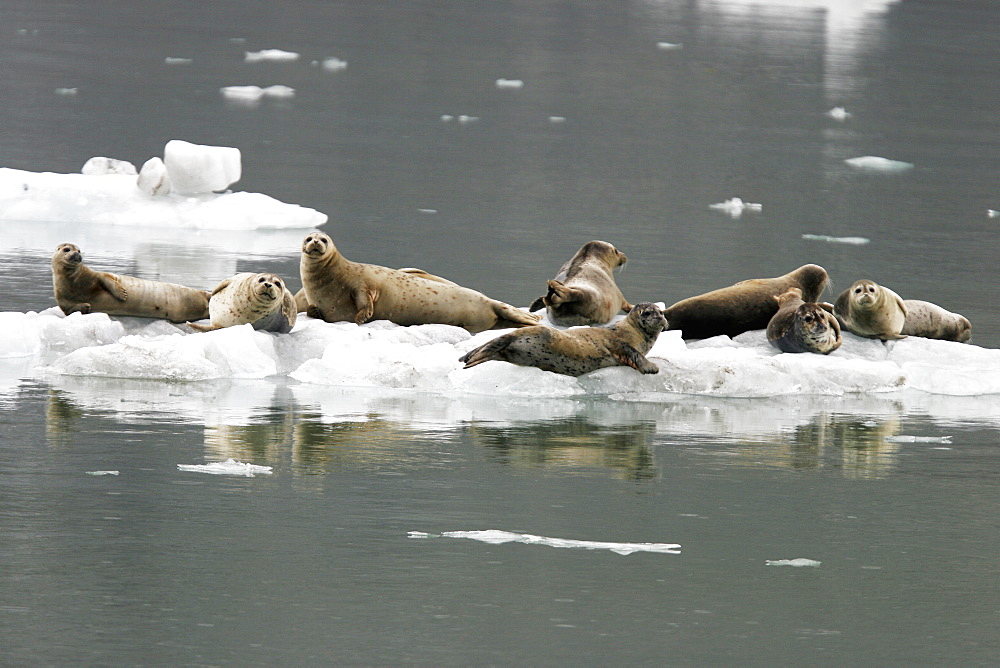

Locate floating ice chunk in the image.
[440,115,454,122]
[164,57,193,66]
[136,157,171,196]
[417,530,681,555]
[844,156,914,172]
[988,210,999,218]
[55,87,78,96]
[709,197,762,218]
[417,208,437,214]
[221,85,266,102]
[766,558,821,567]
[163,140,241,195]
[316,57,348,72]
[884,435,952,444]
[656,41,683,50]
[548,116,567,123]
[801,234,870,245]
[82,157,137,176]
[458,115,479,124]
[86,470,119,476]
[495,78,524,89]
[244,49,299,63]
[827,106,851,120]
[177,458,272,476]
[262,84,295,99]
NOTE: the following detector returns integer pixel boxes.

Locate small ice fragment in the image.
[55,87,78,96]
[436,530,680,555]
[766,558,821,567]
[440,115,454,122]
[319,57,348,72]
[548,116,567,123]
[709,197,762,218]
[801,234,870,245]
[136,157,171,196]
[245,49,299,63]
[884,435,952,444]
[262,85,295,99]
[418,209,437,214]
[457,115,479,124]
[844,156,914,172]
[221,85,265,102]
[988,210,999,218]
[165,57,193,66]
[827,106,851,121]
[656,41,683,50]
[82,157,137,176]
[495,78,524,89]
[407,531,434,539]
[177,459,273,477]
[86,470,120,476]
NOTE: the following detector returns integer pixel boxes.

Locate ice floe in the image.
[709,197,762,218]
[177,458,273,476]
[244,49,299,63]
[844,156,914,172]
[801,234,870,245]
[765,558,821,567]
[409,530,681,555]
[314,57,348,72]
[495,78,524,89]
[0,143,326,229]
[826,106,851,121]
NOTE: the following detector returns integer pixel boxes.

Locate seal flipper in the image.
[460,335,513,368]
[490,302,542,329]
[544,280,578,307]
[611,342,659,374]
[187,321,220,333]
[99,274,128,302]
[529,296,546,312]
[62,302,92,316]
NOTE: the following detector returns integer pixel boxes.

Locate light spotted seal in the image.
[833,279,907,340]
[188,272,297,333]
[663,264,829,339]
[51,243,209,322]
[299,232,540,333]
[766,288,842,354]
[900,299,971,342]
[459,302,667,376]
[529,240,633,326]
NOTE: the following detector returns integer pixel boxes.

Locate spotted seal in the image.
[900,299,971,342]
[766,287,842,354]
[299,232,540,333]
[663,264,829,339]
[188,272,297,333]
[459,302,667,376]
[51,243,209,322]
[529,240,632,326]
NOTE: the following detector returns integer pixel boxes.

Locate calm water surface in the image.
[1,1,998,665]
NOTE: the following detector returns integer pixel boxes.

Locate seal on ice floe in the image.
[529,240,633,326]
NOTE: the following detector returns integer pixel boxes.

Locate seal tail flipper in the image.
[529,296,546,312]
[460,336,513,368]
[293,288,310,314]
[490,302,542,329]
[544,280,576,307]
[187,321,219,332]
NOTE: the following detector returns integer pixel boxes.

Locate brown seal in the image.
[900,299,971,342]
[188,272,297,333]
[833,280,907,340]
[51,243,209,322]
[528,240,632,326]
[663,264,829,339]
[459,302,667,376]
[299,232,540,333]
[766,288,842,354]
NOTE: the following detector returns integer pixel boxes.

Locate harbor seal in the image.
[188,272,297,333]
[299,232,540,333]
[663,264,829,339]
[833,280,907,340]
[528,240,632,326]
[459,302,667,376]
[766,288,842,354]
[900,299,971,342]
[51,243,209,322]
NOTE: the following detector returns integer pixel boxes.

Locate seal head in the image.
[834,279,907,340]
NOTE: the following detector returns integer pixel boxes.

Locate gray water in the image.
[1,1,999,665]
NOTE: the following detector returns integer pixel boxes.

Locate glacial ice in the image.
[709,197,763,218]
[244,49,299,63]
[844,156,914,172]
[163,140,241,195]
[765,558,821,567]
[411,530,681,555]
[5,308,1000,404]
[177,459,273,476]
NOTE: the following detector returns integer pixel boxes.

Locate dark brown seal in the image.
[833,279,907,340]
[529,240,632,326]
[51,243,209,322]
[459,302,667,376]
[900,299,971,342]
[766,288,842,354]
[663,264,829,339]
[299,232,540,333]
